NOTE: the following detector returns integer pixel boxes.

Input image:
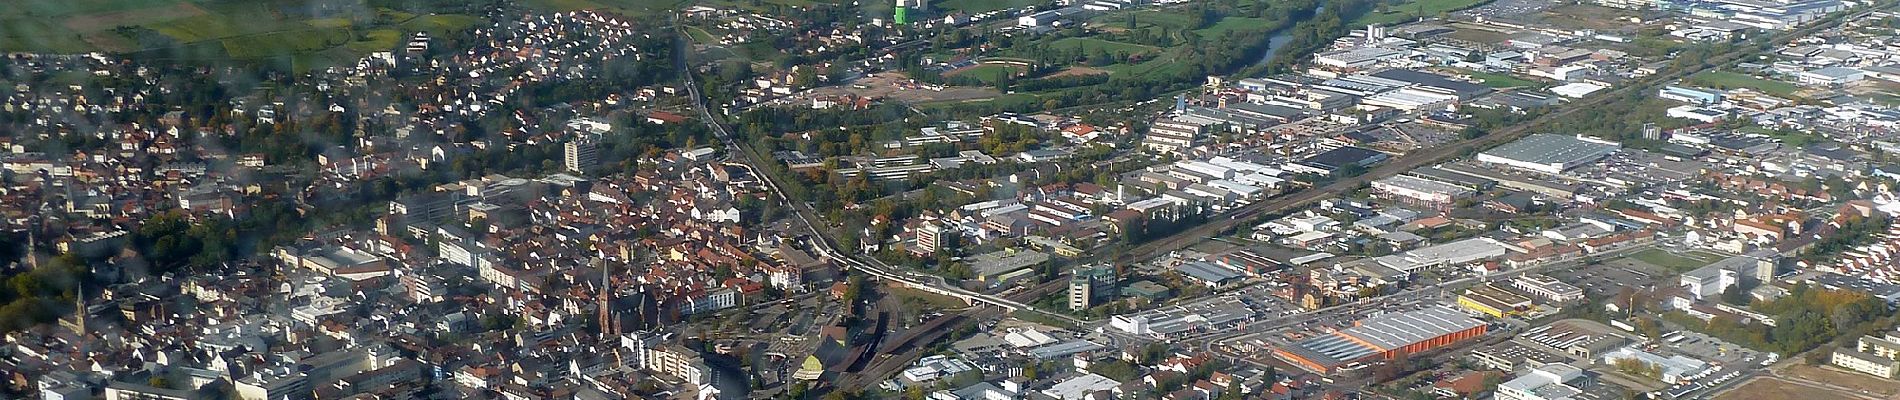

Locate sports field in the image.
[1689,71,1800,97]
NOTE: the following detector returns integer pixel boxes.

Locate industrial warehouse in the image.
[1475,134,1622,175]
[1274,307,1489,373]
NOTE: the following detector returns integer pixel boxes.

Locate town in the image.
[7,0,1900,399]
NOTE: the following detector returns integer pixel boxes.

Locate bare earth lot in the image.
[1784,365,1900,397]
[1714,377,1861,400]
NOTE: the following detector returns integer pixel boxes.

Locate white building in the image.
[1497,363,1586,400]
[1681,264,1737,299]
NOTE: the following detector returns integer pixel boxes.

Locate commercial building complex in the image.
[1372,175,1475,204]
[1476,134,1621,175]
[1496,363,1589,400]
[1512,274,1584,302]
[1457,283,1533,318]
[1274,307,1488,372]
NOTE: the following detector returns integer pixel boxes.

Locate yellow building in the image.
[1457,283,1533,318]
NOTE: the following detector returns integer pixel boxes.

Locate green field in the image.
[1688,71,1800,97]
[686,26,718,43]
[520,0,690,15]
[1463,69,1538,88]
[0,0,502,70]
[948,64,1020,84]
[933,0,1045,13]
[1629,248,1725,272]
[0,0,689,70]
[1352,0,1492,26]
[1049,37,1158,54]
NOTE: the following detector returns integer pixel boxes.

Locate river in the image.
[1255,5,1324,65]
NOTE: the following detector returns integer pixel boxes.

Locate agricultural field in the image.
[0,0,498,70]
[520,0,689,15]
[0,0,682,70]
[1353,0,1491,26]
[1689,71,1801,97]
[932,0,1045,13]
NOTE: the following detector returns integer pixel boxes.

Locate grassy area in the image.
[1352,0,1491,26]
[0,19,93,53]
[933,0,1045,13]
[345,29,402,53]
[521,0,690,15]
[1122,10,1197,29]
[1048,37,1158,54]
[1688,71,1800,97]
[1102,57,1186,78]
[947,64,1019,84]
[1464,69,1538,88]
[0,0,515,71]
[1628,248,1724,272]
[686,26,718,43]
[400,14,485,36]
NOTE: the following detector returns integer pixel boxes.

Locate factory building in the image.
[1475,134,1621,175]
[1457,283,1534,318]
[1274,307,1488,373]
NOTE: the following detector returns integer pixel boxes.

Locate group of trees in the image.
[0,252,88,333]
[1800,214,1892,264]
[1667,284,1893,355]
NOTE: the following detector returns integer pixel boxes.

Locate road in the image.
[1191,243,1660,359]
[666,0,1887,387]
[1103,3,1887,269]
[673,15,1085,327]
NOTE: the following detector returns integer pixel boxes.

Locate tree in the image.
[1720,285,1750,306]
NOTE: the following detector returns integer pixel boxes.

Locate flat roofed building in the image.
[1497,363,1588,400]
[1476,134,1621,175]
[1372,175,1474,204]
[1599,347,1708,383]
[1314,47,1405,68]
[1513,274,1584,302]
[1376,238,1511,274]
[1457,283,1534,317]
[1287,146,1388,175]
[1274,307,1487,373]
